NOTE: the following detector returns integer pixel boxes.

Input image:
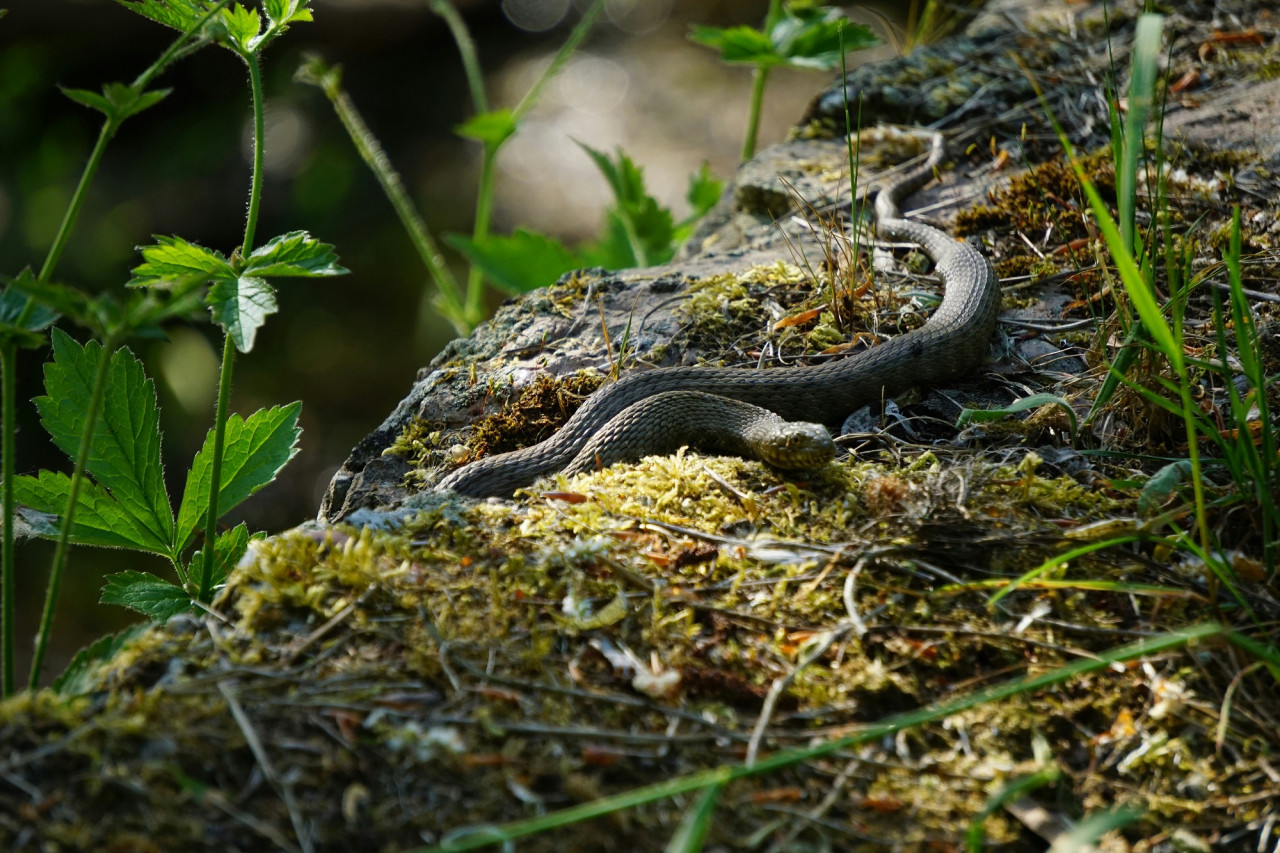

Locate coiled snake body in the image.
[437,132,1001,498]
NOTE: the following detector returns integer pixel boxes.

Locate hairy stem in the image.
[741,65,770,161]
[303,59,467,332]
[464,144,498,325]
[198,333,236,603]
[241,54,265,252]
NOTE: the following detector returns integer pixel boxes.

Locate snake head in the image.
[757,421,835,470]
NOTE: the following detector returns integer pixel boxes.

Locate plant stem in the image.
[429,0,488,114]
[6,1,228,694]
[241,55,265,252]
[38,122,119,288]
[196,50,265,600]
[464,144,498,325]
[0,343,14,697]
[198,333,236,603]
[301,58,467,332]
[27,336,115,690]
[741,65,770,161]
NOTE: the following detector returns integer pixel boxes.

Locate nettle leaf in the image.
[32,329,174,551]
[0,270,58,349]
[207,275,277,352]
[220,3,261,50]
[264,0,314,25]
[101,571,193,622]
[689,24,779,66]
[60,86,113,115]
[175,403,302,551]
[454,109,519,147]
[242,231,348,278]
[685,162,724,218]
[14,470,169,553]
[61,83,170,122]
[691,8,876,71]
[188,522,252,592]
[129,235,234,287]
[447,230,582,296]
[116,0,213,32]
[53,623,150,696]
[578,143,676,267]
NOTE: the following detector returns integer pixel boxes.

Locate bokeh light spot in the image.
[501,0,570,32]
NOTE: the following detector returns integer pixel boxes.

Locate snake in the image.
[436,130,1001,498]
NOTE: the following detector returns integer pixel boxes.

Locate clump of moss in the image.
[464,371,605,461]
[955,150,1115,240]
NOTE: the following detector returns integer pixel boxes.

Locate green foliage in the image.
[60,82,171,123]
[666,783,723,853]
[450,151,724,295]
[689,3,873,71]
[115,0,220,33]
[690,2,877,159]
[454,109,518,147]
[447,229,580,296]
[186,523,254,590]
[19,330,174,556]
[129,230,345,352]
[0,271,59,349]
[52,623,150,695]
[118,0,313,55]
[578,143,675,269]
[956,393,1078,440]
[14,332,301,577]
[175,404,302,552]
[100,571,193,621]
[1,0,332,696]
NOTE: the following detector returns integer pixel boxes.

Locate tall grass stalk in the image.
[294,57,467,330]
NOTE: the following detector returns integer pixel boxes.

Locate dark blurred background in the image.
[2,0,905,683]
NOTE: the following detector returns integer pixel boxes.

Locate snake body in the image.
[437,131,1001,498]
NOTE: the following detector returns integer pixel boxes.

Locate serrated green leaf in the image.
[129,234,233,287]
[689,24,780,66]
[220,3,261,50]
[454,109,518,147]
[116,0,208,31]
[207,275,276,352]
[0,271,58,348]
[577,143,676,268]
[188,522,251,592]
[175,403,302,551]
[14,471,169,553]
[32,329,174,551]
[264,0,312,26]
[60,86,114,115]
[242,230,348,278]
[53,623,150,695]
[690,10,876,71]
[101,571,193,621]
[446,230,582,296]
[581,211,643,270]
[685,162,723,218]
[93,82,171,120]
